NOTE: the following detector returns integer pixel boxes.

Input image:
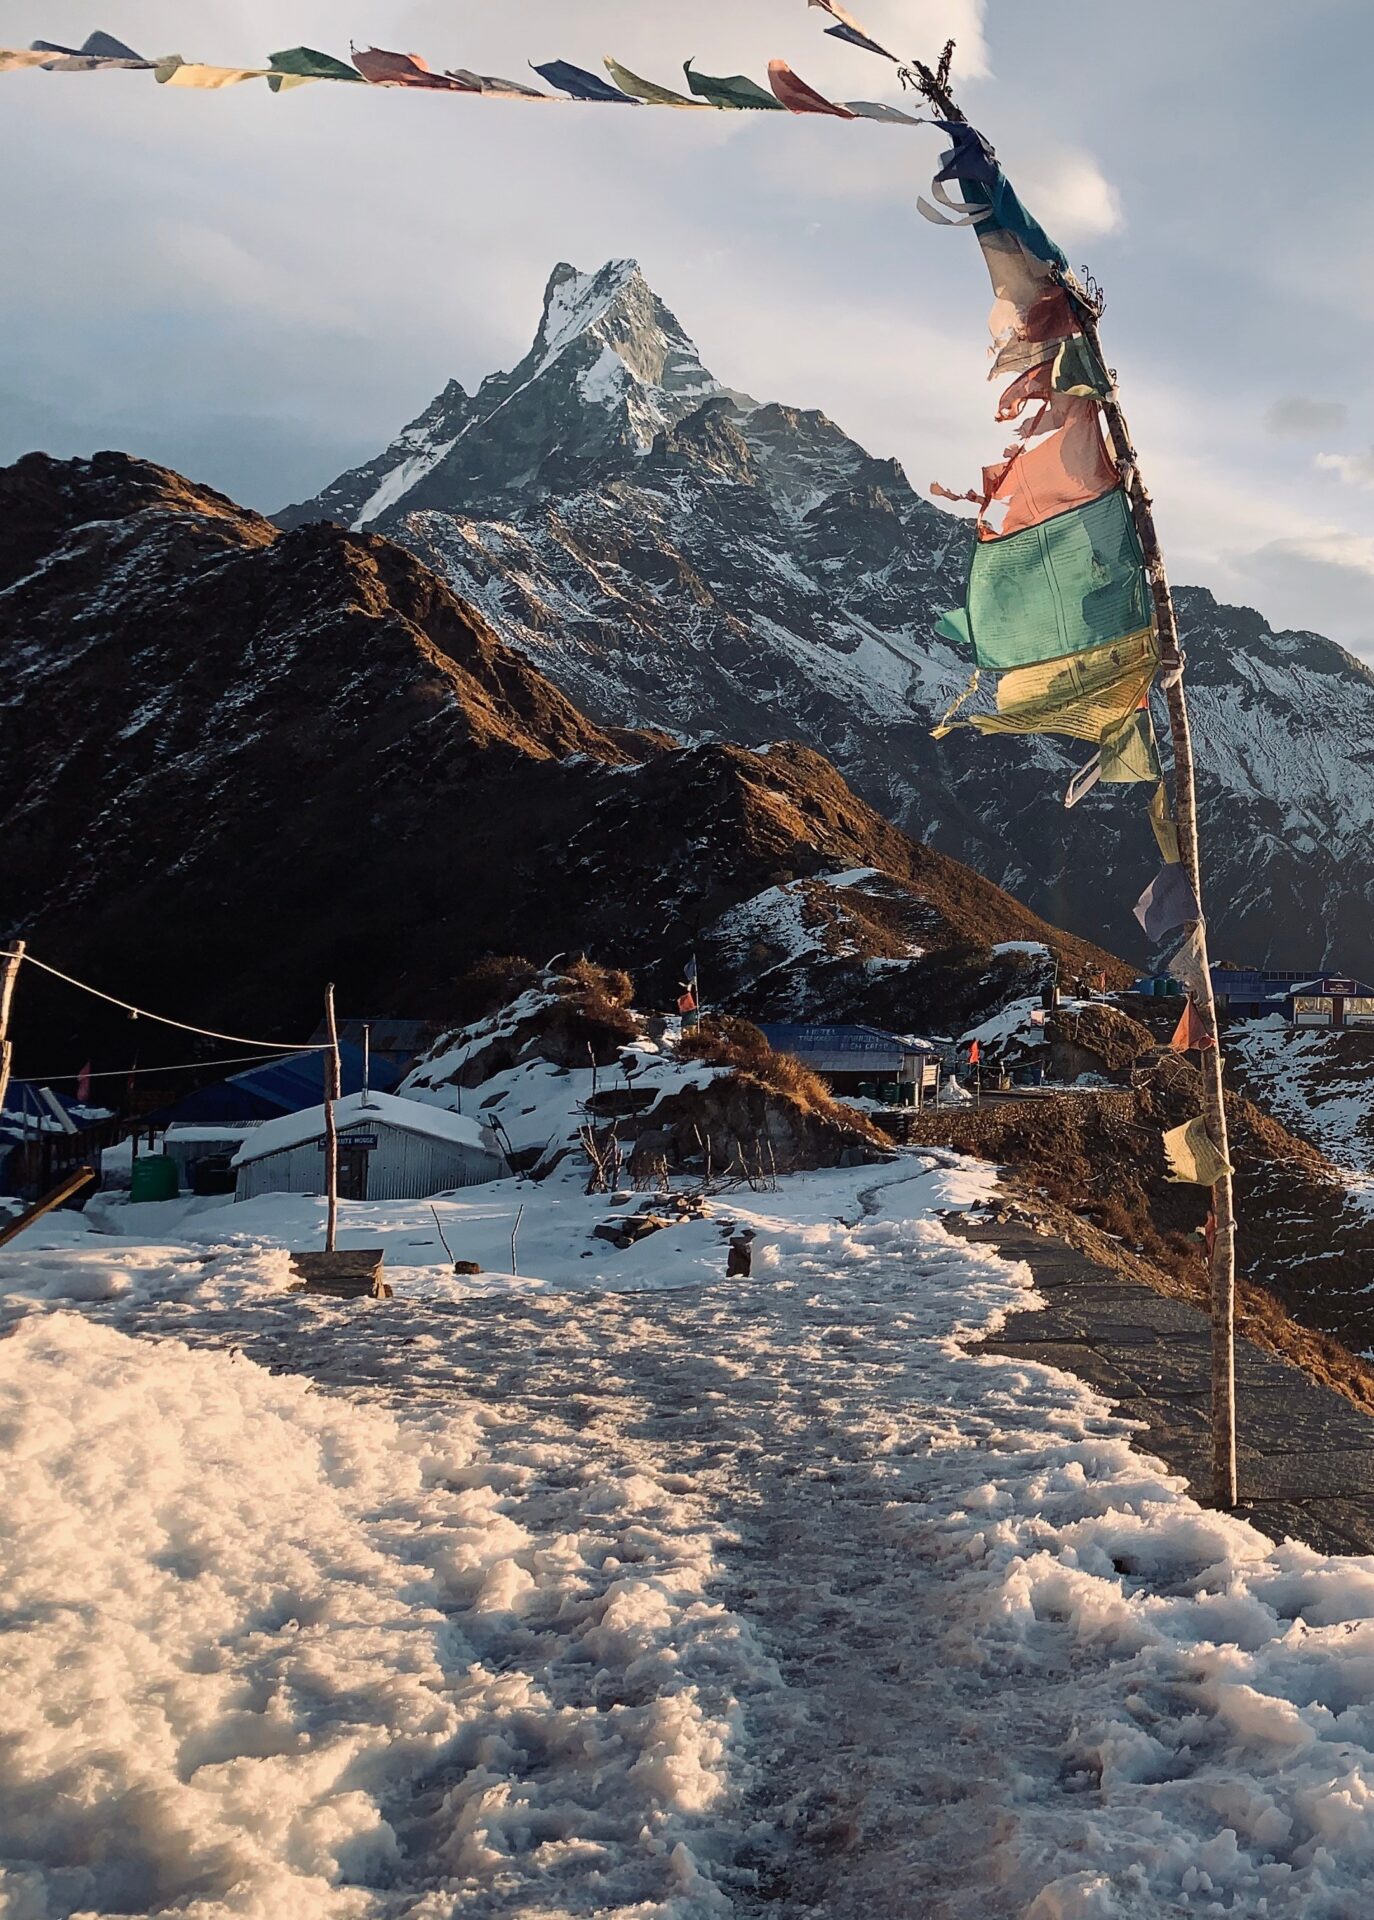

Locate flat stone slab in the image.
[956,1209,1374,1555]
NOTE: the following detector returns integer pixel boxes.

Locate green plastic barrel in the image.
[130,1154,179,1203]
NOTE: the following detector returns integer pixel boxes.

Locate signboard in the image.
[1293,996,1334,1028]
[1324,979,1357,996]
[318,1133,378,1151]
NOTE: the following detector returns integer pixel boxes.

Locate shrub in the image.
[678,1015,834,1112]
[449,954,540,1022]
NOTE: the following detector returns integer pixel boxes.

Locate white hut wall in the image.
[236,1128,506,1203]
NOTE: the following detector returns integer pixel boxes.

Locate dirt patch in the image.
[905,1082,1374,1414]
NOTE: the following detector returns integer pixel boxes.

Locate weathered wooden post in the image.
[323,981,341,1254]
[0,939,26,1120]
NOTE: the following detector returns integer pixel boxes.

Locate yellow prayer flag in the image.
[0,48,58,70]
[1149,781,1181,865]
[1163,1116,1231,1187]
[156,59,270,88]
[967,627,1158,743]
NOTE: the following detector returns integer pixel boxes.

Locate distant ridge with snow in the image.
[284,260,1374,972]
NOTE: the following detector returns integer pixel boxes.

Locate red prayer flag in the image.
[968,1039,981,1066]
[678,990,697,1014]
[1169,998,1214,1053]
[76,1061,92,1103]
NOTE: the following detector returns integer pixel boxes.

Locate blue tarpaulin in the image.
[153,1041,399,1126]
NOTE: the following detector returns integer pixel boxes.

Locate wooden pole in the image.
[0,939,25,1121]
[0,1163,96,1249]
[1073,306,1237,1507]
[904,57,1238,1507]
[323,983,341,1254]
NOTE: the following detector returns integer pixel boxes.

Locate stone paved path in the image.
[962,1209,1374,1555]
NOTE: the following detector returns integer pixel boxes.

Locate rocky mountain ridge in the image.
[285,258,1374,973]
[0,449,1122,1069]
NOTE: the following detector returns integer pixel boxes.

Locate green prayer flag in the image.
[934,606,972,650]
[1099,707,1161,783]
[965,487,1151,672]
[268,47,362,85]
[683,59,783,109]
[605,56,705,107]
[1053,336,1111,400]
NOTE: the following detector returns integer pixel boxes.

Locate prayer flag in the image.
[1169,998,1214,1053]
[1,48,60,70]
[968,1039,981,1066]
[604,56,705,107]
[1064,752,1102,808]
[965,487,1150,672]
[683,60,784,110]
[1167,924,1209,1000]
[1134,863,1201,944]
[156,60,270,88]
[450,70,548,99]
[267,48,363,89]
[824,22,901,59]
[76,1061,92,1103]
[1163,1116,1231,1187]
[968,628,1157,744]
[678,990,697,1014]
[1099,708,1161,785]
[533,59,638,103]
[34,32,152,70]
[976,398,1119,540]
[350,46,468,89]
[767,60,856,117]
[1149,782,1181,865]
[843,100,921,124]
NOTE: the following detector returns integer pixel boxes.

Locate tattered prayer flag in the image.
[844,99,921,124]
[1064,752,1102,809]
[1163,1116,1231,1187]
[808,0,898,55]
[1054,335,1111,400]
[1134,862,1201,944]
[683,59,783,110]
[351,46,467,89]
[450,70,549,99]
[156,60,270,88]
[966,486,1150,672]
[1167,923,1209,1000]
[977,398,1119,540]
[968,628,1157,745]
[534,59,637,103]
[1099,708,1161,784]
[1169,998,1215,1053]
[768,60,855,116]
[1149,781,1181,865]
[604,56,704,107]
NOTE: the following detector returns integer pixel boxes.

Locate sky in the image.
[2,0,1371,654]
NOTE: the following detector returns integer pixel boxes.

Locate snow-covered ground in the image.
[8,1153,1374,1916]
[1228,1020,1374,1203]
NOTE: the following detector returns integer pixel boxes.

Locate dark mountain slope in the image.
[0,451,1123,1069]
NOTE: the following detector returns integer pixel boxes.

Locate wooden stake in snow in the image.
[323,981,341,1255]
[908,52,1238,1508]
[0,938,25,1122]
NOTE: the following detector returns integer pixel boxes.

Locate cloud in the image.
[1266,395,1349,436]
[1241,530,1374,654]
[1316,448,1374,491]
[1010,149,1123,243]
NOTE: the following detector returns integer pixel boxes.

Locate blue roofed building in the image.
[150,1041,400,1127]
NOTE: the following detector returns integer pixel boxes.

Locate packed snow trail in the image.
[8,1161,1374,1916]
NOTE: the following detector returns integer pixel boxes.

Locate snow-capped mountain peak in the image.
[281,263,1374,970]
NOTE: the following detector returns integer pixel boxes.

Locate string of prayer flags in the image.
[683,60,784,110]
[604,56,705,108]
[1163,1116,1231,1187]
[767,61,856,117]
[534,59,637,103]
[1169,998,1215,1053]
[1134,863,1202,945]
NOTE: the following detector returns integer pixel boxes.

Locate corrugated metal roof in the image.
[233,1090,498,1166]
